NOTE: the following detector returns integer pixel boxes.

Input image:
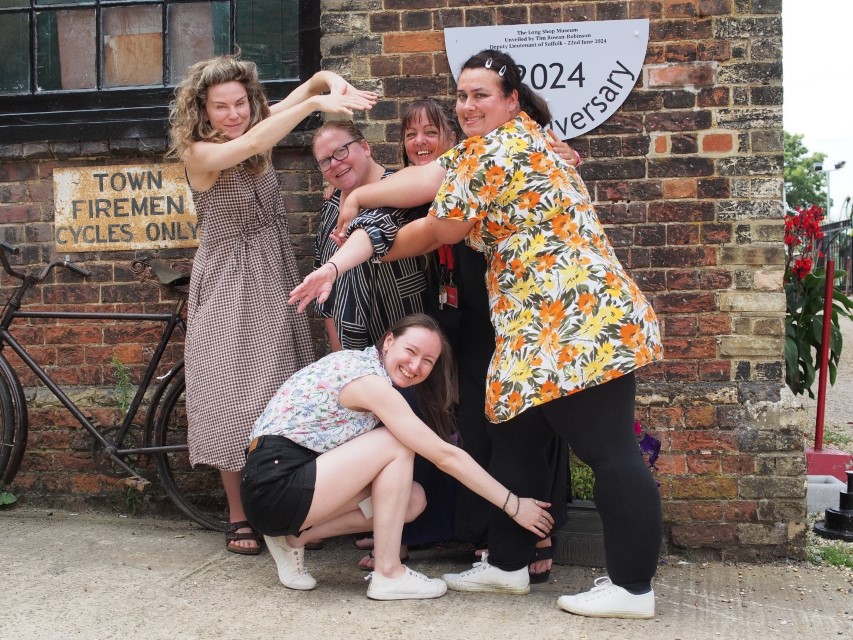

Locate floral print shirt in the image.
[430,112,663,423]
[249,346,392,452]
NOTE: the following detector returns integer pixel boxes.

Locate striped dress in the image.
[185,164,314,471]
[314,170,430,349]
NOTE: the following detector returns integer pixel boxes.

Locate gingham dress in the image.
[185,164,314,471]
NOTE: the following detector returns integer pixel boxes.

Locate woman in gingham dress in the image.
[167,54,376,554]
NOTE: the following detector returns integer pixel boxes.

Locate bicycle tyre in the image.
[0,354,28,486]
[152,374,227,531]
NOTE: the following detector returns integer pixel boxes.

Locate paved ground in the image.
[1,508,851,640]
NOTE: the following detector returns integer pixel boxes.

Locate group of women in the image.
[168,46,663,618]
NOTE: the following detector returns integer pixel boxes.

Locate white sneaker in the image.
[366,566,447,601]
[264,535,317,591]
[441,551,530,595]
[557,577,655,619]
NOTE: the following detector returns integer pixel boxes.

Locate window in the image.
[0,0,319,143]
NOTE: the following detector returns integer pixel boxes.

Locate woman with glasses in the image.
[167,54,376,555]
[312,120,431,351]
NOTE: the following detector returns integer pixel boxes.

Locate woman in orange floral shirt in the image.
[290,49,663,620]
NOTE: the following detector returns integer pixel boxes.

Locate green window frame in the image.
[0,0,319,143]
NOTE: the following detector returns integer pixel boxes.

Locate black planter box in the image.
[553,500,605,568]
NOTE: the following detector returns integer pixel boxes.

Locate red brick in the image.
[698,314,732,335]
[684,405,716,428]
[384,32,444,53]
[649,63,715,87]
[664,0,698,17]
[648,406,685,428]
[724,500,758,522]
[689,501,724,521]
[662,178,697,199]
[671,523,737,547]
[699,360,731,381]
[663,316,697,336]
[722,454,755,474]
[0,204,41,223]
[687,453,722,474]
[656,453,687,474]
[44,325,103,345]
[671,476,738,499]
[671,430,739,453]
[663,337,717,359]
[702,132,734,153]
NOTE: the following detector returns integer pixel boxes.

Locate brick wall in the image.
[1,0,800,560]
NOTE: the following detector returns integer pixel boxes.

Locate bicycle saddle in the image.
[148,259,190,287]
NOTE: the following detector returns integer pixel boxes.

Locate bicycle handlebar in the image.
[63,259,92,279]
[0,241,91,281]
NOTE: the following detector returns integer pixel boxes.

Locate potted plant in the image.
[783,204,853,397]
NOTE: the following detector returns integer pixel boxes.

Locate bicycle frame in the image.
[0,262,188,482]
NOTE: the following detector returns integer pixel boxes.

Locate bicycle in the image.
[0,241,226,531]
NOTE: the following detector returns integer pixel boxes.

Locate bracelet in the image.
[501,489,512,514]
[326,261,339,280]
[510,494,521,518]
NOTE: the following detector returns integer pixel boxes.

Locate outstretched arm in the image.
[335,162,446,238]
[271,70,377,114]
[289,229,375,312]
[288,215,475,312]
[340,376,554,538]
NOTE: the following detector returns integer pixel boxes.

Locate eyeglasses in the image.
[316,139,360,171]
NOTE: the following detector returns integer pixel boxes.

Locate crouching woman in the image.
[240,314,552,601]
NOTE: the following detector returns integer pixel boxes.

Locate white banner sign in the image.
[444,20,649,139]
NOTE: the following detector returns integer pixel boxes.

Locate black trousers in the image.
[485,372,662,592]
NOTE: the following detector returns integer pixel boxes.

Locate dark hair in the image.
[311,120,366,157]
[399,98,461,167]
[379,313,458,442]
[460,49,552,127]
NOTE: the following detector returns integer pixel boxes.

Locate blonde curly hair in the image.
[167,54,271,173]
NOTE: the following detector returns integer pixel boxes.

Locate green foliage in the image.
[784,270,853,397]
[816,544,853,568]
[570,454,595,500]
[0,491,17,507]
[784,131,827,209]
[111,356,133,412]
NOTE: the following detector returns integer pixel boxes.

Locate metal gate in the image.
[819,219,853,294]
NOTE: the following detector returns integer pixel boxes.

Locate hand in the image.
[510,496,554,537]
[323,71,380,105]
[547,129,581,167]
[335,191,361,239]
[313,92,376,118]
[288,262,337,312]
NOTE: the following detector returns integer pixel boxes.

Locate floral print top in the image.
[429,112,663,423]
[249,346,391,453]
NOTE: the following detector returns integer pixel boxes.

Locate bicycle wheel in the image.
[152,374,227,531]
[0,354,28,486]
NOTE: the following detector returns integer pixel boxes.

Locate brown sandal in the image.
[226,520,263,555]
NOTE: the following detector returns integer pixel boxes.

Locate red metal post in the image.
[814,259,835,451]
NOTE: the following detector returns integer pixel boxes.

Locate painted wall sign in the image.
[444,20,649,139]
[54,163,198,252]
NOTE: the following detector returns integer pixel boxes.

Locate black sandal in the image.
[225,520,263,556]
[528,543,553,584]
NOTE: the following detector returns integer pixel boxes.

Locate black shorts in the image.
[240,435,319,537]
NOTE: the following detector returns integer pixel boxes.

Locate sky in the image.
[783,1,853,221]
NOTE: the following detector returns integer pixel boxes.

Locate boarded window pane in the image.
[167,1,230,84]
[236,0,299,81]
[0,13,29,93]
[103,5,163,88]
[37,9,96,90]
